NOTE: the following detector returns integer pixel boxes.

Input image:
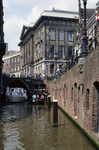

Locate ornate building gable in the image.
[20,25,29,40]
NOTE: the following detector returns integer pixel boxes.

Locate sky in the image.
[3,0,97,51]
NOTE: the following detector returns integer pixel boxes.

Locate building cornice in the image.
[3,51,20,60]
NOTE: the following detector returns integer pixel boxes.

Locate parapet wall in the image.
[45,47,99,141]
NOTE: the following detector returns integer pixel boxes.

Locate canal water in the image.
[0,101,97,150]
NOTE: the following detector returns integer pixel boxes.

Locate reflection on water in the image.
[0,102,97,150]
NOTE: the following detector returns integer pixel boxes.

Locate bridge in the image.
[2,76,46,100]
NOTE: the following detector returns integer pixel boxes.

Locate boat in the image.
[32,89,46,105]
[35,98,45,105]
[6,87,28,103]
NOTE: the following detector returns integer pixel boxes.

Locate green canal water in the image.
[0,101,97,150]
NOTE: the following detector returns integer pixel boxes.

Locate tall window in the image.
[78,87,80,103]
[8,68,10,74]
[50,64,54,74]
[36,37,38,43]
[38,49,40,58]
[86,89,90,110]
[50,30,55,40]
[6,60,7,65]
[17,64,19,71]
[68,31,74,41]
[14,65,16,71]
[68,46,72,58]
[38,35,40,41]
[8,59,10,64]
[41,48,43,57]
[41,32,43,40]
[59,46,64,58]
[17,56,19,62]
[12,66,13,72]
[36,51,38,59]
[14,57,16,63]
[12,58,13,63]
[50,46,54,58]
[59,31,64,41]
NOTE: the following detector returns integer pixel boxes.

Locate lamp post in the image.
[80,0,88,58]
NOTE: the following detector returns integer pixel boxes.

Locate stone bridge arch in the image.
[2,77,46,100]
[3,79,31,98]
[40,83,46,89]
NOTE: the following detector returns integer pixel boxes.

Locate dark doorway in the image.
[93,82,99,133]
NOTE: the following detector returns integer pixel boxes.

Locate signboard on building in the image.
[96,15,99,21]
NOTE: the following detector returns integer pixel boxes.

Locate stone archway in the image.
[74,83,77,117]
[92,82,99,133]
[3,79,30,98]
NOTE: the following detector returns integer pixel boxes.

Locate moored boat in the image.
[6,87,27,103]
[32,89,45,105]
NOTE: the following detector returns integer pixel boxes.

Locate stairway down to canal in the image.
[0,101,97,150]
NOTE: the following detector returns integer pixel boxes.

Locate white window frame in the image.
[15,57,16,63]
[41,32,43,40]
[17,64,19,71]
[12,58,13,63]
[50,30,55,40]
[59,31,64,41]
[17,56,19,62]
[68,31,74,42]
[14,65,16,71]
[41,48,43,57]
[12,66,13,72]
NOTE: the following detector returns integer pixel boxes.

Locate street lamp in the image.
[80,0,88,58]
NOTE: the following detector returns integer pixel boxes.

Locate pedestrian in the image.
[40,93,45,100]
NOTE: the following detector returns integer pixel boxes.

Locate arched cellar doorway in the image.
[93,82,99,133]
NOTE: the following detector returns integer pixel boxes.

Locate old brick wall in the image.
[45,47,99,135]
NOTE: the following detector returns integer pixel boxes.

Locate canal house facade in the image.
[18,9,78,77]
[2,50,21,77]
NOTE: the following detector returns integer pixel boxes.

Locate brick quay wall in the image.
[45,48,99,144]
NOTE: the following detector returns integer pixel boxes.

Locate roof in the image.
[81,8,95,20]
[26,9,78,28]
[33,9,78,28]
[3,50,20,59]
[3,50,18,57]
[41,9,78,19]
[19,9,78,41]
